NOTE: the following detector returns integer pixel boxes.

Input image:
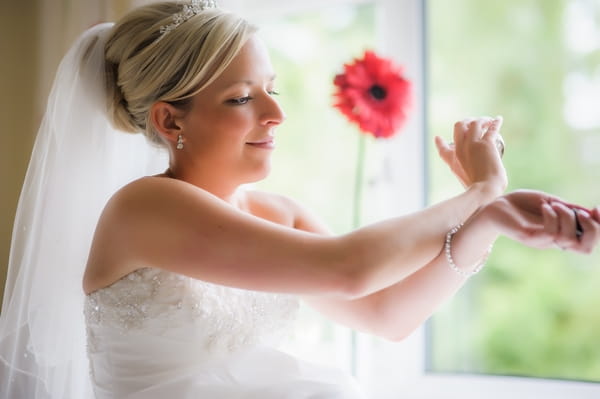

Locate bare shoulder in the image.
[92,175,227,243]
[84,180,337,296]
[245,189,331,235]
[83,177,215,293]
[108,176,209,208]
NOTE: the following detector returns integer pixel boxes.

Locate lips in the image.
[246,137,275,149]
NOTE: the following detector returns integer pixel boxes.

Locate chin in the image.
[243,163,271,184]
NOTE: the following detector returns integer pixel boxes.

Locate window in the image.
[427,0,600,384]
[224,0,600,397]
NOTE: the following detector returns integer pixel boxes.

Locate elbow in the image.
[371,320,420,342]
[321,265,369,300]
[332,259,374,300]
[330,236,375,300]
[355,316,419,342]
[337,274,371,300]
[369,294,425,342]
[382,327,416,342]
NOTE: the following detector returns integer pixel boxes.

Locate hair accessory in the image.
[177,134,184,150]
[159,0,218,39]
[445,223,492,277]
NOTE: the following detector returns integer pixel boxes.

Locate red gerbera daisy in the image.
[333,50,411,138]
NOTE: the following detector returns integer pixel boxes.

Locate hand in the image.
[485,190,600,254]
[435,117,507,198]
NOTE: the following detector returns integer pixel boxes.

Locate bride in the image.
[1,1,599,398]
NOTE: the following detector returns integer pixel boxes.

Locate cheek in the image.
[189,107,254,149]
[211,108,255,138]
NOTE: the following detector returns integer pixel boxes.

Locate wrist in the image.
[470,181,505,204]
[472,199,504,238]
[445,222,492,277]
[444,204,500,276]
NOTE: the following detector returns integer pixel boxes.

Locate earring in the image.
[176,134,184,150]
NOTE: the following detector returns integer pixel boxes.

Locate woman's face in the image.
[179,35,286,184]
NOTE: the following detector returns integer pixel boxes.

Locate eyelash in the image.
[226,91,280,105]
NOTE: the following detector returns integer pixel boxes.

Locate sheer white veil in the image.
[0,22,168,398]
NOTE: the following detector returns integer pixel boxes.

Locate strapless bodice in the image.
[84,267,302,398]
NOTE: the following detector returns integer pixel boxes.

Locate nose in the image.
[260,92,286,126]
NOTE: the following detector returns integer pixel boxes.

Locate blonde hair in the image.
[104,2,256,145]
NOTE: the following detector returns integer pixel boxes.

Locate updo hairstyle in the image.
[104,2,256,145]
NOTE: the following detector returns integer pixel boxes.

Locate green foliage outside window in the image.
[428,0,600,382]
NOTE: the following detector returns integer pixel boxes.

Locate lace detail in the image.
[82,268,367,399]
[84,268,299,354]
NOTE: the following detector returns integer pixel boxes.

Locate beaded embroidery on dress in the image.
[84,268,366,398]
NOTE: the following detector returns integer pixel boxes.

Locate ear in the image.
[149,101,186,144]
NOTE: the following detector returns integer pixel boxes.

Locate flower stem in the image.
[351,133,366,377]
[353,133,366,229]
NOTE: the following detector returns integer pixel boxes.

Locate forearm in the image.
[373,209,498,340]
[344,182,499,296]
[308,204,499,340]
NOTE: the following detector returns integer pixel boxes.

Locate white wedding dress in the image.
[84,267,366,398]
[0,21,366,399]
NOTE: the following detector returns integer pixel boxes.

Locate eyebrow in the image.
[224,74,277,88]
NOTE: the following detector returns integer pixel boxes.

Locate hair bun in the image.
[105,60,143,134]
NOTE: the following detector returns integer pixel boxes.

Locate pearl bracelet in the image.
[444,223,492,277]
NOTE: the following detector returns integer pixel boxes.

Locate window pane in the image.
[253,2,376,370]
[427,0,600,381]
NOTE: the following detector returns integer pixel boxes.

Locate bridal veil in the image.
[0,23,167,398]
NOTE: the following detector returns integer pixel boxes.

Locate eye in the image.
[226,96,253,105]
[268,90,280,96]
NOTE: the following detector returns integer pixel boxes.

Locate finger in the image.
[482,116,504,141]
[453,120,469,150]
[483,118,505,157]
[465,118,488,143]
[434,135,450,152]
[592,207,600,224]
[479,116,495,133]
[575,210,600,253]
[552,202,577,250]
[548,199,592,215]
[541,203,559,247]
[434,136,454,163]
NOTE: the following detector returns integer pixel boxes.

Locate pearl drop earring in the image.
[176,134,184,150]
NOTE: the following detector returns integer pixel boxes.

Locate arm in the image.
[304,191,600,341]
[90,118,505,298]
[303,203,499,341]
[92,175,497,299]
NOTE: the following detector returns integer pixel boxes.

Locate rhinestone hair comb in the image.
[158,0,218,39]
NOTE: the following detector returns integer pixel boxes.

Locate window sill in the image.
[402,374,600,399]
